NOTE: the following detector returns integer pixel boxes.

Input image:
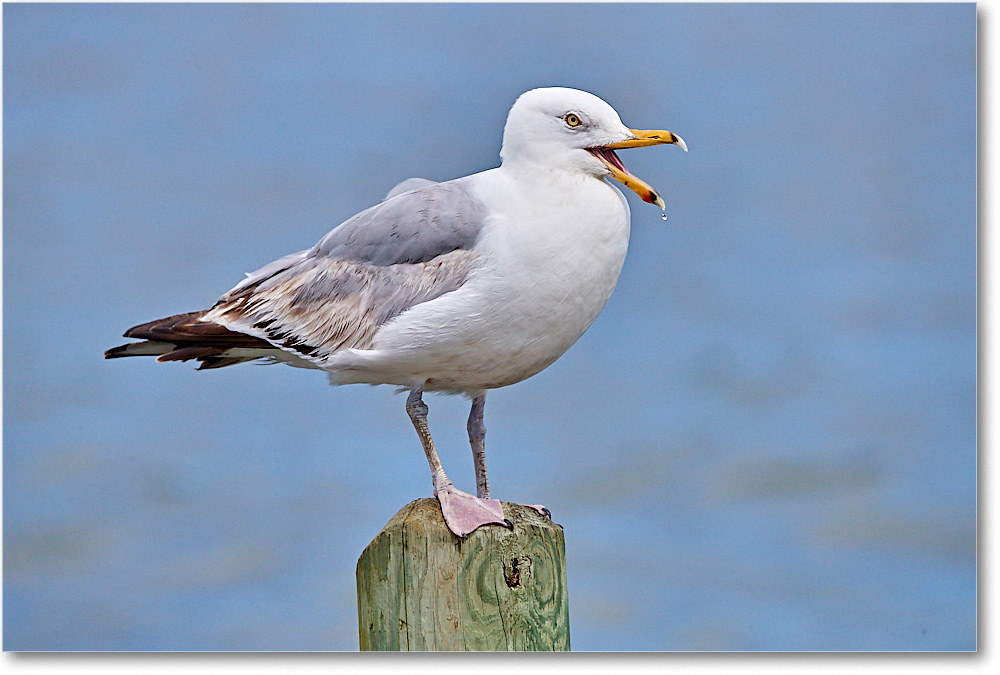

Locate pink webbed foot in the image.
[435,484,513,538]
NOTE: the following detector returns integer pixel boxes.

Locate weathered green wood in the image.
[356,498,570,651]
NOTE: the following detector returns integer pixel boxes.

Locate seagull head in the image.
[500,87,686,209]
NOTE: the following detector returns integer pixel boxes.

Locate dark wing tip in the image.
[106,311,276,370]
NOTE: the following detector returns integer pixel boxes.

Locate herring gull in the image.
[105,87,687,537]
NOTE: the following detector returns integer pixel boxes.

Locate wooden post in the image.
[356,498,570,651]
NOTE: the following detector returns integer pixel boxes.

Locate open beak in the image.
[587,129,687,210]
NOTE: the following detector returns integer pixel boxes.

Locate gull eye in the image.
[564,113,582,128]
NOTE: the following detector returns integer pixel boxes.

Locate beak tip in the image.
[675,135,688,152]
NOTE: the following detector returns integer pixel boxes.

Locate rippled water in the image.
[3,3,975,650]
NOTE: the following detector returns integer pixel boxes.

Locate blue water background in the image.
[3,3,976,650]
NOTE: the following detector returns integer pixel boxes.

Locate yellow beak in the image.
[589,128,687,210]
[606,129,688,152]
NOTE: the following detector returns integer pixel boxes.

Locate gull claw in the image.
[524,504,552,520]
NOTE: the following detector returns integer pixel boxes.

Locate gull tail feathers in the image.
[104,310,279,370]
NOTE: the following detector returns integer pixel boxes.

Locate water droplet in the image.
[660,211,668,222]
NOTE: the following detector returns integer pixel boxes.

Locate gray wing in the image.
[202,179,487,362]
[384,177,437,201]
[315,179,484,266]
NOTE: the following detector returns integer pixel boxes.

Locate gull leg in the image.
[467,392,490,499]
[466,391,552,521]
[406,384,450,491]
[406,385,509,537]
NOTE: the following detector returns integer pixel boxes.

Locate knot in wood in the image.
[505,555,531,589]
